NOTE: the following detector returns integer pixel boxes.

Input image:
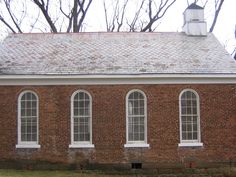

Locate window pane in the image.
[74,108,78,116]
[192,105,197,114]
[187,132,192,140]
[26,134,31,141]
[32,134,37,141]
[74,101,78,108]
[26,93,31,100]
[134,133,139,141]
[187,124,192,131]
[193,116,197,122]
[79,101,84,108]
[140,133,144,141]
[182,116,187,122]
[193,123,197,131]
[21,134,27,141]
[193,132,198,140]
[32,109,37,117]
[182,132,186,140]
[85,134,90,141]
[187,107,191,114]
[182,124,186,131]
[79,92,84,99]
[74,134,79,141]
[79,134,84,141]
[181,99,186,106]
[21,125,26,135]
[134,124,139,132]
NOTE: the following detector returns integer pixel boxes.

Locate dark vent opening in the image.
[131,163,142,169]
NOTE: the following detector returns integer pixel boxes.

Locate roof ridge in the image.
[8,31,184,36]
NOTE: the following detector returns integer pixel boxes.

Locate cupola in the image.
[183,3,207,36]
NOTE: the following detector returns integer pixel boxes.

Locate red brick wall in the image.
[0,84,236,168]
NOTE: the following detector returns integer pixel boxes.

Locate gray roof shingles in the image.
[0,32,236,75]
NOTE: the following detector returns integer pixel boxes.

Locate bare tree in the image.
[0,0,227,34]
[103,0,177,32]
[33,0,57,32]
[0,0,93,33]
[127,0,145,32]
[103,0,129,32]
[0,0,25,33]
[141,0,176,32]
[209,0,224,32]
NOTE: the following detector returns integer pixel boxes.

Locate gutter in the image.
[0,74,236,85]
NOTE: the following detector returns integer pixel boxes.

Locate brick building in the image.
[0,4,236,169]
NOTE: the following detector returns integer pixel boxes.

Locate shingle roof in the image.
[187,3,204,10]
[0,32,236,75]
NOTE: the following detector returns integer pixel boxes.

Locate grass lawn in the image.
[0,168,235,177]
[0,170,134,177]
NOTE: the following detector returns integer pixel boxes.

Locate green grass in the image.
[1,168,236,177]
[0,170,134,177]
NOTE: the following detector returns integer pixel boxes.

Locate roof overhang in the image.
[0,74,236,85]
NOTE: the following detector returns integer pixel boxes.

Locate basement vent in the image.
[131,162,142,169]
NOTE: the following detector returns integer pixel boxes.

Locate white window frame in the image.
[178,89,203,147]
[124,89,149,148]
[69,90,94,148]
[16,90,40,149]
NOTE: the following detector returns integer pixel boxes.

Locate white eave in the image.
[0,74,236,85]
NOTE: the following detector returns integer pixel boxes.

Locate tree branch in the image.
[117,0,129,32]
[103,0,109,31]
[33,0,57,33]
[209,0,224,32]
[4,0,22,33]
[141,0,176,32]
[77,0,92,32]
[0,14,16,33]
[127,0,145,32]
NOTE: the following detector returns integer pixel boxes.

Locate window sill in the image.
[16,144,41,149]
[69,144,95,148]
[178,142,203,147]
[124,143,150,148]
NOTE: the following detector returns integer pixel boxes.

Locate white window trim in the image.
[16,90,40,148]
[16,144,41,148]
[125,89,148,147]
[179,89,202,147]
[69,90,94,148]
[69,144,95,148]
[124,143,149,148]
[178,142,203,147]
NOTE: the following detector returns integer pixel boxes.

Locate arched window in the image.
[69,90,94,148]
[179,89,202,147]
[124,89,149,148]
[16,91,40,148]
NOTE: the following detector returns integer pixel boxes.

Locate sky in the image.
[0,0,236,54]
